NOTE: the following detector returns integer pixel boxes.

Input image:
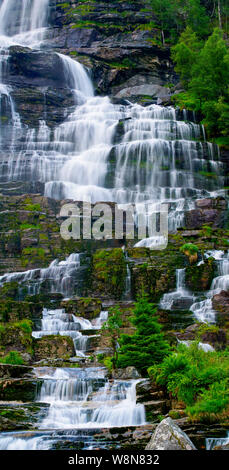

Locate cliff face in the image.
[47,0,177,97]
[3,0,176,133]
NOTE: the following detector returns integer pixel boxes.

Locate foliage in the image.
[172,27,229,139]
[1,351,25,365]
[117,294,170,375]
[180,243,199,255]
[101,307,123,369]
[149,343,229,422]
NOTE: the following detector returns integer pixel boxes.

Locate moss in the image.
[186,257,216,291]
[0,320,33,356]
[92,248,126,299]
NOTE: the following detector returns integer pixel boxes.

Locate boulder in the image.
[145,417,196,450]
[112,366,141,380]
[33,335,75,361]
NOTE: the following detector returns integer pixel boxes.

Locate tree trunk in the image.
[218,0,222,29]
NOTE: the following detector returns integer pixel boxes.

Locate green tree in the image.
[171,27,201,86]
[190,28,229,102]
[117,295,170,375]
[101,307,122,369]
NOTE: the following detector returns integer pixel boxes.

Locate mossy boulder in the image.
[90,248,127,300]
[0,403,49,431]
[185,258,216,292]
[33,335,75,361]
[0,320,33,357]
[0,378,42,402]
[61,297,102,320]
[0,300,42,324]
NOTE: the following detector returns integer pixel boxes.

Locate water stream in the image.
[0,0,228,450]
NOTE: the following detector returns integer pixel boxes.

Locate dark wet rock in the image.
[212,290,229,327]
[0,363,34,379]
[0,378,42,402]
[185,198,227,229]
[61,297,102,320]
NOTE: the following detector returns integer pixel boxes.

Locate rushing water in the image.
[0,0,227,451]
[0,253,87,297]
[160,268,194,310]
[190,250,229,323]
[0,367,146,449]
[32,306,107,357]
[0,1,225,235]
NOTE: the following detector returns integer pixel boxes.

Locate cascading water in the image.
[0,1,225,234]
[35,368,145,430]
[0,0,227,452]
[190,250,229,323]
[0,253,86,298]
[160,268,194,310]
[32,306,106,357]
[0,367,146,450]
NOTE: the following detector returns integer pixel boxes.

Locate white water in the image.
[178,339,215,352]
[160,268,194,310]
[206,431,229,450]
[32,306,107,357]
[0,1,224,235]
[190,250,229,323]
[0,0,49,46]
[35,367,145,430]
[0,253,84,297]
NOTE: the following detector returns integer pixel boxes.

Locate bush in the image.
[149,343,229,422]
[1,351,25,365]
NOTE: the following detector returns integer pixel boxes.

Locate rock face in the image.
[185,198,227,229]
[212,291,229,327]
[33,335,75,361]
[145,417,196,450]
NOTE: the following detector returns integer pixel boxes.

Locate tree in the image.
[190,28,229,102]
[117,294,170,375]
[171,27,201,86]
[101,307,122,369]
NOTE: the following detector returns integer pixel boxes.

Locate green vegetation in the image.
[0,351,25,365]
[172,27,229,139]
[101,307,123,369]
[180,243,199,255]
[149,343,229,423]
[117,295,170,375]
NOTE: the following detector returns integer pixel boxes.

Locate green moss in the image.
[92,248,126,299]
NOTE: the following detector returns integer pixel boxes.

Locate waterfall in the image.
[0,0,49,45]
[206,432,229,450]
[35,367,145,430]
[32,306,108,356]
[0,0,224,234]
[0,253,86,297]
[190,250,229,323]
[160,268,194,310]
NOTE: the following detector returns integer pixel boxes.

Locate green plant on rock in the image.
[1,351,25,365]
[149,343,229,422]
[180,243,199,264]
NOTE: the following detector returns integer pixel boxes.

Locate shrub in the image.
[1,351,24,365]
